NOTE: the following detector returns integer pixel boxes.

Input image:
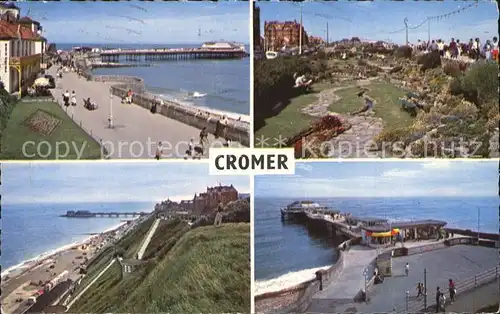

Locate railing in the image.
[395,266,499,314]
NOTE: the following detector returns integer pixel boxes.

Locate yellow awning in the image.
[368,229,400,237]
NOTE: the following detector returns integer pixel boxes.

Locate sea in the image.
[57,43,250,115]
[1,201,154,274]
[254,196,499,294]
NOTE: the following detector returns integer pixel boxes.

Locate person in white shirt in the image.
[155,141,163,160]
[405,262,409,276]
[70,91,77,106]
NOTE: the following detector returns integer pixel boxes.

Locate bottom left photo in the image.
[0,162,251,314]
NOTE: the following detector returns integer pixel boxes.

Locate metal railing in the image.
[394,266,499,313]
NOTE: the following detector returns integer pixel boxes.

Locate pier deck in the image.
[100,48,247,62]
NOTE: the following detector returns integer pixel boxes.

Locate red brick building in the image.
[155,184,239,215]
[193,184,239,214]
[264,20,308,50]
[308,35,324,46]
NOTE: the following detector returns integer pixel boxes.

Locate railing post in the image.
[423,268,427,310]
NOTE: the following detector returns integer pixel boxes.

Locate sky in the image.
[1,162,250,205]
[14,1,249,44]
[255,160,498,198]
[258,1,498,45]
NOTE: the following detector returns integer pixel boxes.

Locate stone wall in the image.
[89,74,250,146]
[255,239,350,313]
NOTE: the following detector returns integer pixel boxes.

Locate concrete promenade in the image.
[446,279,499,313]
[49,68,237,159]
[307,245,498,313]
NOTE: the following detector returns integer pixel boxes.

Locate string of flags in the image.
[428,2,478,22]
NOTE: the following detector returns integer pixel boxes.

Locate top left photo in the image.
[0,1,250,160]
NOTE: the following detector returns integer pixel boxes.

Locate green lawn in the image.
[71,223,250,313]
[329,81,414,128]
[254,82,332,145]
[0,101,102,159]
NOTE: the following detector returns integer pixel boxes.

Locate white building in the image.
[0,3,44,94]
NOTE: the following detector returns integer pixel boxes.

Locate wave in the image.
[1,221,128,279]
[255,265,332,296]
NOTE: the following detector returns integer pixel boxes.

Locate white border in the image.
[249,1,255,313]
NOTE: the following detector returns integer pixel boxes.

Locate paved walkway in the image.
[307,245,498,313]
[446,279,499,313]
[137,219,160,260]
[66,258,116,309]
[49,68,237,159]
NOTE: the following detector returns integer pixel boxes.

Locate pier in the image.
[100,48,248,62]
[61,211,148,218]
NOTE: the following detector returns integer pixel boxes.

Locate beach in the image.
[1,222,130,314]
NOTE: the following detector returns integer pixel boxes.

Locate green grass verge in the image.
[0,101,101,159]
[329,80,414,128]
[71,223,250,313]
[254,82,331,144]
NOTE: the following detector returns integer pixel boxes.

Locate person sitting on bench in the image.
[350,90,375,115]
[293,73,313,89]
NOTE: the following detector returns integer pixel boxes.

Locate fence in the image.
[80,69,250,146]
[395,266,500,314]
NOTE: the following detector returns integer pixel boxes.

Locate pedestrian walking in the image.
[63,90,70,107]
[71,91,77,106]
[214,201,224,227]
[405,262,409,277]
[448,279,456,303]
[417,282,423,298]
[155,141,163,160]
[435,287,442,313]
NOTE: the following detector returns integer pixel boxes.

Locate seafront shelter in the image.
[345,216,388,227]
[360,219,447,247]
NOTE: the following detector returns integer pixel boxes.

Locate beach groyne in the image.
[79,69,250,146]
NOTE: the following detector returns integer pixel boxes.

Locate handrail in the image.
[394,266,499,313]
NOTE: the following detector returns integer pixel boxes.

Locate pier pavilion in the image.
[360,219,447,248]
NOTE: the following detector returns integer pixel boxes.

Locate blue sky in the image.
[15,1,249,44]
[255,161,498,198]
[258,1,498,44]
[1,162,250,205]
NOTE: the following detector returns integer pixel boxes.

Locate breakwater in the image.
[80,68,249,146]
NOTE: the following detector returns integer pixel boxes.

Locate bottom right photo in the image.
[254,161,498,314]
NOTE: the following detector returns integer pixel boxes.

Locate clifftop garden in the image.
[254,41,499,158]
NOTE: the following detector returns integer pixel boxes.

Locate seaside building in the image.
[201,41,245,51]
[308,35,324,46]
[155,184,239,215]
[0,2,45,94]
[264,20,308,51]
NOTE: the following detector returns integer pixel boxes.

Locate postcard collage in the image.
[0,0,498,313]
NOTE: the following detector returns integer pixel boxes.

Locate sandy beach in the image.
[1,222,129,314]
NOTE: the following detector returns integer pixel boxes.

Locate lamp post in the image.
[404,17,409,46]
[405,290,409,313]
[363,268,368,302]
[423,268,427,310]
[108,89,114,129]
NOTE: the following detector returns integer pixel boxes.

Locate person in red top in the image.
[448,278,456,303]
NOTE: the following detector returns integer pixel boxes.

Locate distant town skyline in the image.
[2,163,250,205]
[255,161,498,198]
[258,1,498,45]
[14,1,249,44]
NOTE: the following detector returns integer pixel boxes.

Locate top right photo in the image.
[254,1,499,159]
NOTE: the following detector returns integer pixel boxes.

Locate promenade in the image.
[49,68,238,159]
[306,245,498,313]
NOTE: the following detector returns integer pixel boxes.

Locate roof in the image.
[361,219,448,232]
[349,216,389,224]
[0,20,40,40]
[18,16,41,25]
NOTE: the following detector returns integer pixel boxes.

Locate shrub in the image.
[394,45,413,59]
[0,88,17,136]
[443,62,461,77]
[418,51,441,71]
[313,115,343,132]
[357,59,368,66]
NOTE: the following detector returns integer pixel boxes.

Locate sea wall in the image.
[85,73,249,146]
[255,238,360,314]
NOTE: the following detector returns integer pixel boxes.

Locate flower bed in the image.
[287,115,351,158]
[23,109,62,136]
